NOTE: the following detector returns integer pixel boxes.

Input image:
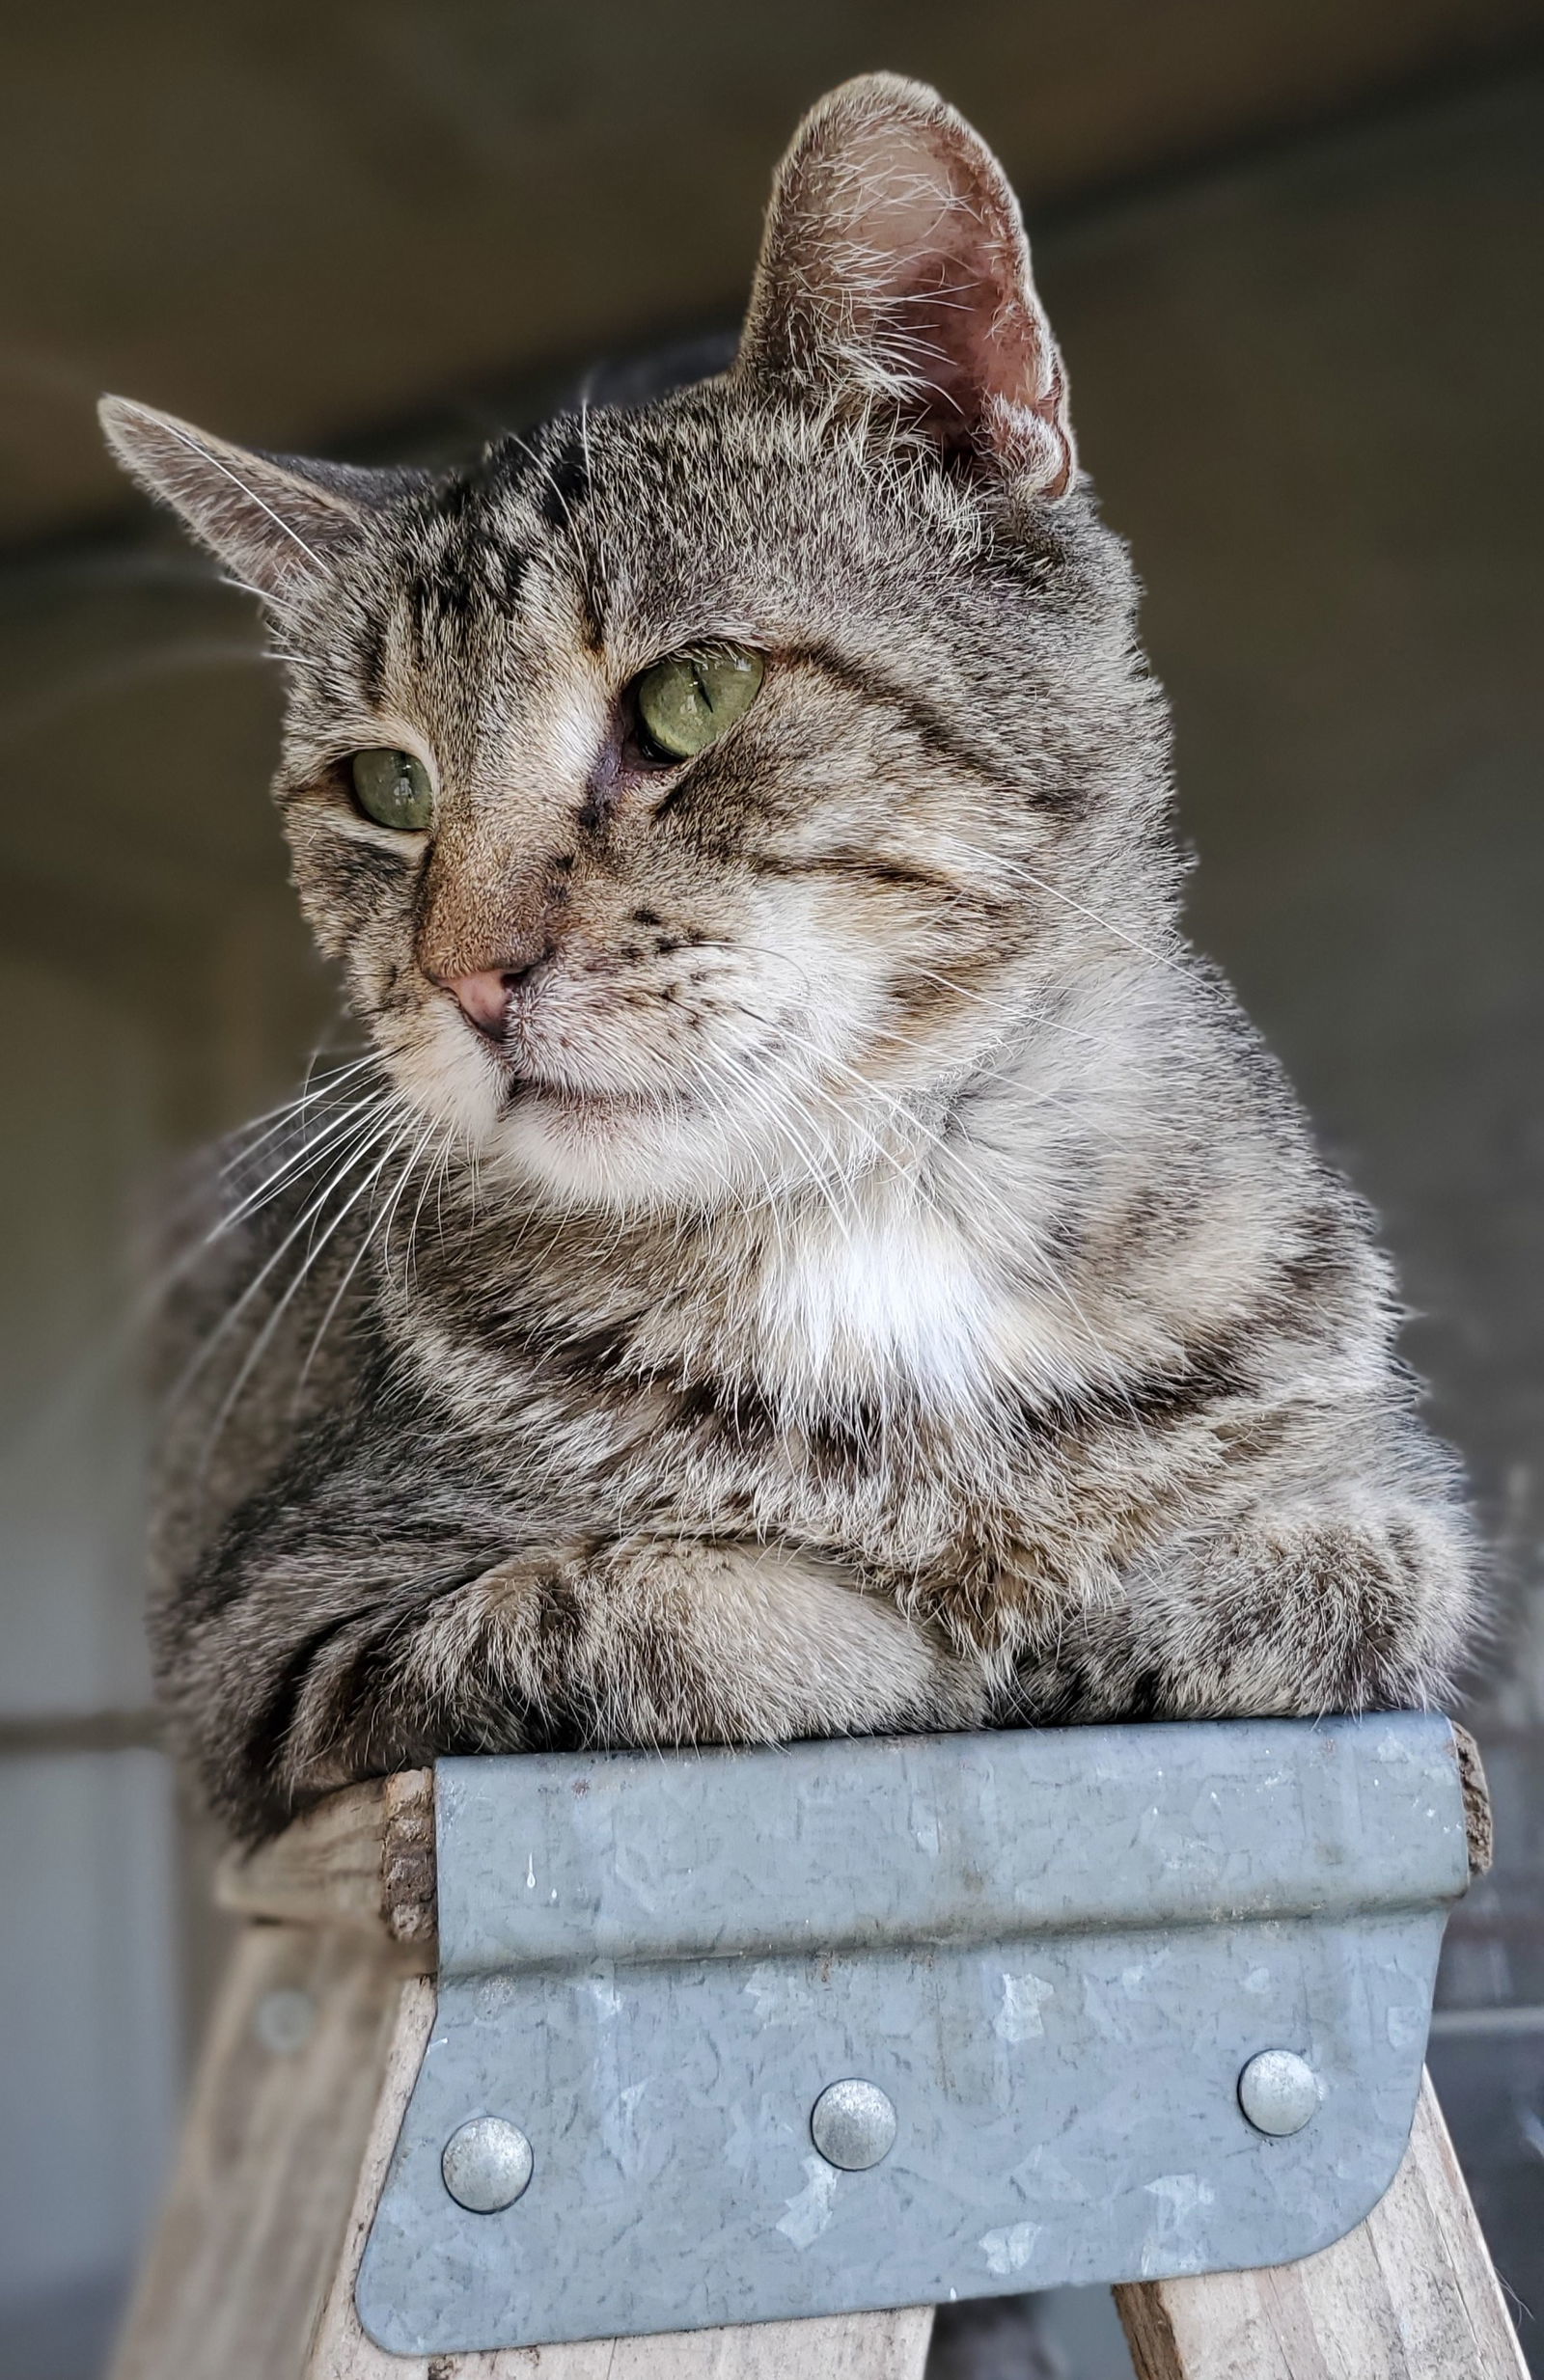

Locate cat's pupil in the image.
[635,647,764,760]
[350,747,434,832]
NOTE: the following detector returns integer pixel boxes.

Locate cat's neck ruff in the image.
[742,1172,1093,1418]
[754,1190,993,1406]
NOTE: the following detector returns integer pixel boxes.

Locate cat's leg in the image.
[1006,1499,1474,1725]
[473,1535,987,1754]
[160,1468,983,1840]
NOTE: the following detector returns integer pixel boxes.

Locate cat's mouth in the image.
[502,1071,690,1124]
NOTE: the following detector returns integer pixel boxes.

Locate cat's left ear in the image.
[98,397,420,601]
[737,74,1074,502]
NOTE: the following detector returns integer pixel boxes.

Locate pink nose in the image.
[440,970,519,1039]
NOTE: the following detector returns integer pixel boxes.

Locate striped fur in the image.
[104,76,1474,1839]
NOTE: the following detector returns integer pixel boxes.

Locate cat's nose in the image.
[442,971,515,1038]
[436,963,545,1041]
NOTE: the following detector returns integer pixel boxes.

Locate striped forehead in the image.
[335,484,577,722]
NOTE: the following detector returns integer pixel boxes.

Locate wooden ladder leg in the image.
[121,1774,926,2380]
[108,1920,402,2380]
[1114,2070,1529,2380]
[309,1973,936,2380]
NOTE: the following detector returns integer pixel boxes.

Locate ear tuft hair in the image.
[737,74,1074,501]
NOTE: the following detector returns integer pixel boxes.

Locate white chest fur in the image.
[755,1203,994,1404]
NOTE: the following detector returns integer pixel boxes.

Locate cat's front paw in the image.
[895,1543,1079,1682]
[548,1536,986,1749]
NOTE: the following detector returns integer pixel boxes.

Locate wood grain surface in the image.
[108,1922,401,2380]
[1115,2073,1528,2380]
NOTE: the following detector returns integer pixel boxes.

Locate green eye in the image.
[349,747,434,831]
[634,646,764,761]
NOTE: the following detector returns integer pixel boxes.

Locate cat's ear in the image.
[98,397,416,600]
[737,74,1074,501]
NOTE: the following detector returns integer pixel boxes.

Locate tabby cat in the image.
[101,73,1474,1843]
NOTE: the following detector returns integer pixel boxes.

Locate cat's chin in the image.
[487,1085,841,1217]
[485,1080,723,1211]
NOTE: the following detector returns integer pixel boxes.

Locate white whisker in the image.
[197,1116,415,1469]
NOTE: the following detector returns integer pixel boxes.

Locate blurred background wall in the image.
[1,9,1541,2376]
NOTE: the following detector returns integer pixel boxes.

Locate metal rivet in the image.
[253,1987,315,2055]
[810,2079,897,2171]
[1238,2049,1320,2137]
[441,2116,534,2212]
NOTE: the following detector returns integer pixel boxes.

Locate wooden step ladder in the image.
[109,1741,1528,2380]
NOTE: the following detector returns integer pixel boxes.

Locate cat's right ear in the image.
[98,397,417,602]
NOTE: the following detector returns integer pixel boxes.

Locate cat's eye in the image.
[349,747,435,832]
[634,646,764,761]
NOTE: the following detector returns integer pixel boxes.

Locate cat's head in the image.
[102,74,1169,1215]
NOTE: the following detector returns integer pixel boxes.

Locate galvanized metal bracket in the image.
[355,1713,1472,2354]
